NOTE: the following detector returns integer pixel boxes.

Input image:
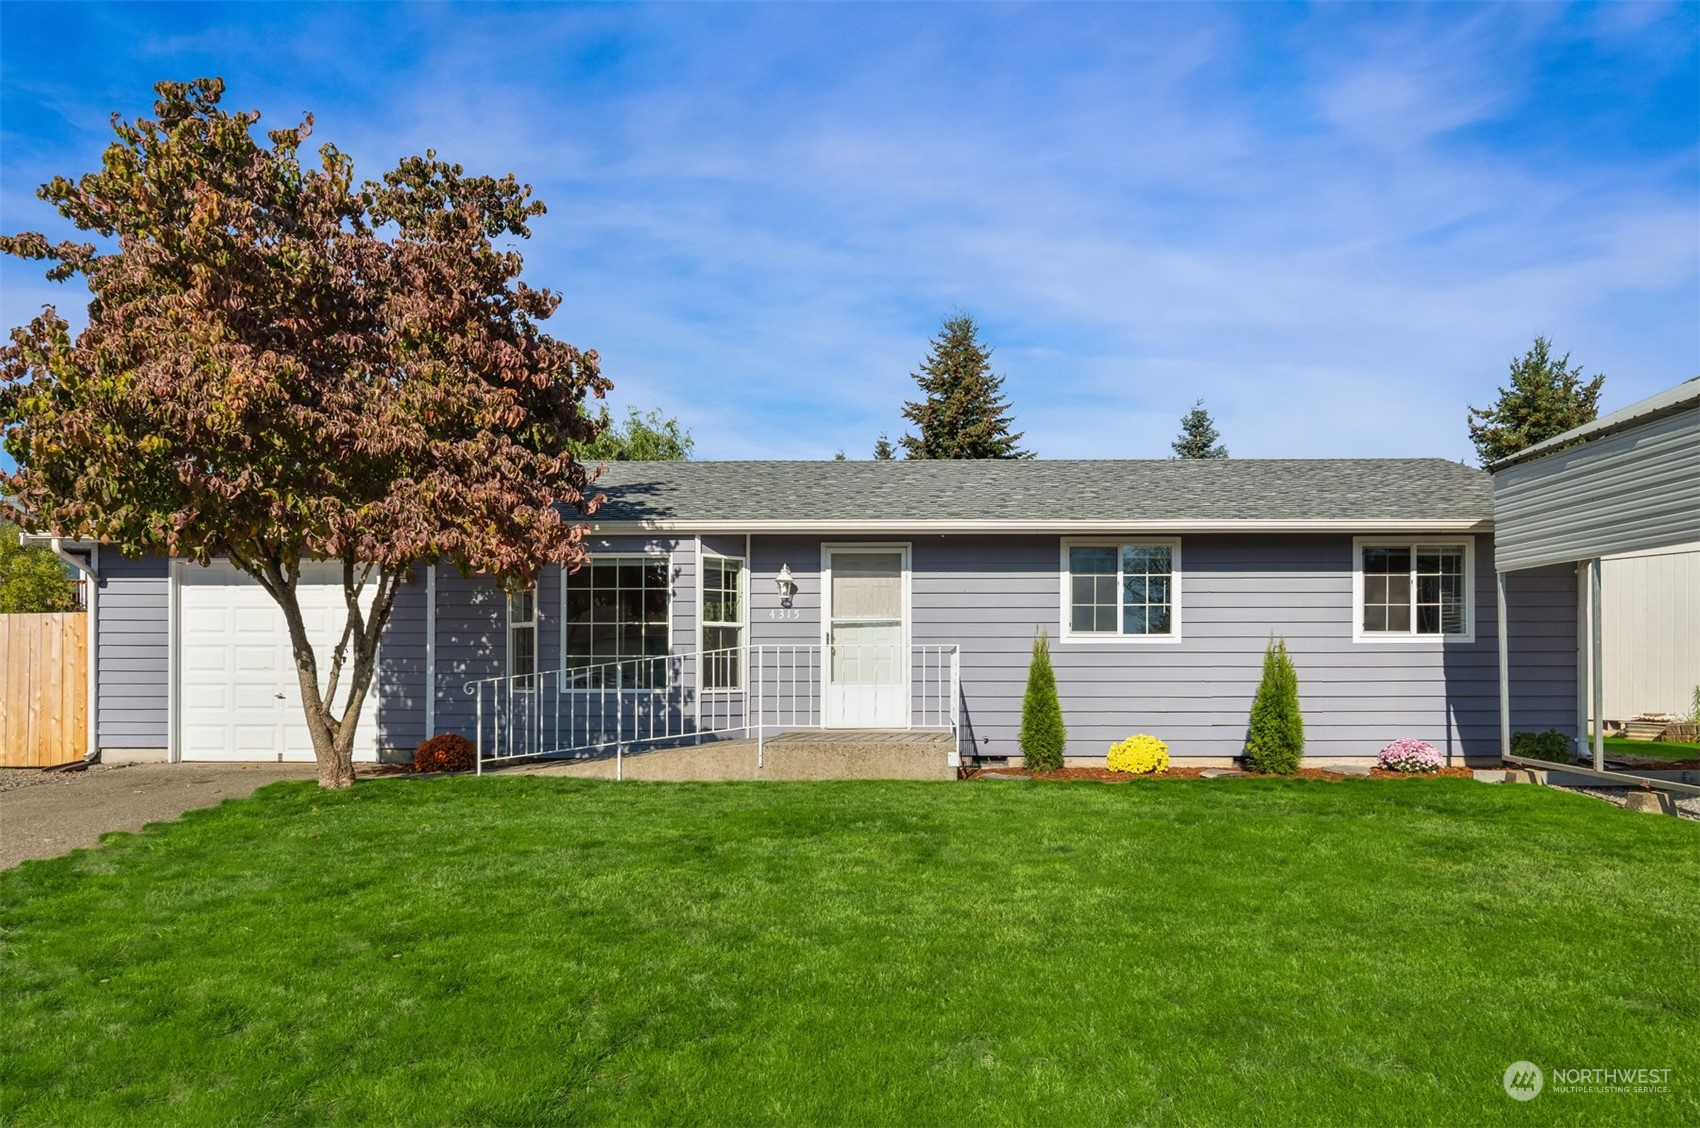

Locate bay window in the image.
[559,556,670,686]
[701,555,744,690]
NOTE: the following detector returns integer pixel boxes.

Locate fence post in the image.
[616,661,624,782]
[475,685,483,776]
[756,648,764,771]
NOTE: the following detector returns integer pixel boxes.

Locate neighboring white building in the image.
[1597,544,1700,722]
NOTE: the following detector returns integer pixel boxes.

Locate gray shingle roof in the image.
[585,459,1492,528]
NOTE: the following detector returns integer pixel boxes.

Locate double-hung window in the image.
[1062,539,1180,640]
[507,586,537,688]
[560,556,670,686]
[1354,538,1473,641]
[701,556,744,691]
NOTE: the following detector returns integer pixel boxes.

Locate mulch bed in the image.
[966,765,1476,782]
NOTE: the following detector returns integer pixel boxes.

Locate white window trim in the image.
[1351,535,1476,644]
[699,549,747,695]
[556,551,674,693]
[507,585,538,686]
[1058,537,1183,644]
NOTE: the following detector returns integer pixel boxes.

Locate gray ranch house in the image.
[87,458,1577,771]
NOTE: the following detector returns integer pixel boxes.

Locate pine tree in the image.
[1244,637,1304,774]
[1467,336,1605,465]
[1172,400,1227,459]
[1019,628,1066,771]
[899,315,1032,459]
[872,433,895,461]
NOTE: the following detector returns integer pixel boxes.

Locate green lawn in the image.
[1603,735,1700,762]
[3,778,1696,1125]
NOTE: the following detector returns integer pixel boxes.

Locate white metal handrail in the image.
[751,643,960,767]
[465,649,747,776]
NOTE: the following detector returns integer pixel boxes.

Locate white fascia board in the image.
[583,518,1494,535]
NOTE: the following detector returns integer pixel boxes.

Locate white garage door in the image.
[180,562,380,762]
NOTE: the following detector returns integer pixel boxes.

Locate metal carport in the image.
[1489,377,1700,781]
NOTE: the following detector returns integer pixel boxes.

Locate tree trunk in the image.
[316,743,357,789]
[253,556,401,790]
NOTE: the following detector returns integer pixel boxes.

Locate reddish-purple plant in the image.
[1,78,609,788]
[414,734,477,774]
[1377,739,1444,773]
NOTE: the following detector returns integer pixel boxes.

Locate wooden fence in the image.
[1,612,89,768]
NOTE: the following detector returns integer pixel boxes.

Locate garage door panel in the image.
[234,605,273,627]
[180,563,380,762]
[234,646,278,671]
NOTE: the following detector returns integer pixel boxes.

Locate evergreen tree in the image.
[899,315,1032,459]
[1467,337,1605,465]
[1172,400,1228,459]
[833,449,847,461]
[872,432,895,461]
[1244,637,1304,774]
[1019,628,1066,771]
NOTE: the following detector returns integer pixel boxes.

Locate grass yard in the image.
[1603,735,1700,762]
[3,777,1697,1125]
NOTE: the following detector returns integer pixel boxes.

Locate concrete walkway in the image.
[0,762,317,870]
[509,731,957,782]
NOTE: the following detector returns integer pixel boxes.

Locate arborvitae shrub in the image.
[414,733,477,773]
[1244,637,1304,774]
[1020,628,1066,771]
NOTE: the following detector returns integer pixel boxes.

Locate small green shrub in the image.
[1020,627,1066,772]
[415,733,477,773]
[1511,729,1572,764]
[1108,734,1169,774]
[1244,637,1304,774]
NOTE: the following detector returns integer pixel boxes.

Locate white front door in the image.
[823,547,908,728]
[179,562,381,762]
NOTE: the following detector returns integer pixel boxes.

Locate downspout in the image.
[425,563,437,738]
[1496,571,1510,762]
[50,539,100,762]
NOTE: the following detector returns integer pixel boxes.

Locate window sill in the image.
[1056,632,1184,645]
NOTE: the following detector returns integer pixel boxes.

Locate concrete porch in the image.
[502,729,958,781]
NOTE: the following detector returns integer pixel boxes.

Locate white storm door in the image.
[824,548,908,728]
[179,562,381,762]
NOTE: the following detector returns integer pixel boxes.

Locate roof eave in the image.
[584,518,1495,535]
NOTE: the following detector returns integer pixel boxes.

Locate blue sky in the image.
[2,2,1695,463]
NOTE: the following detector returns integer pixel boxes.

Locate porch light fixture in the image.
[776,563,795,604]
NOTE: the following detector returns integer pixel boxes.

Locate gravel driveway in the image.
[0,762,319,870]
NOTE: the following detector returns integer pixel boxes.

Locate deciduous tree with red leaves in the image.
[0,78,609,787]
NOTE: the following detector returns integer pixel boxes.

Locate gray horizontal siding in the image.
[1493,407,1700,571]
[373,567,428,753]
[95,553,169,749]
[742,533,1573,762]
